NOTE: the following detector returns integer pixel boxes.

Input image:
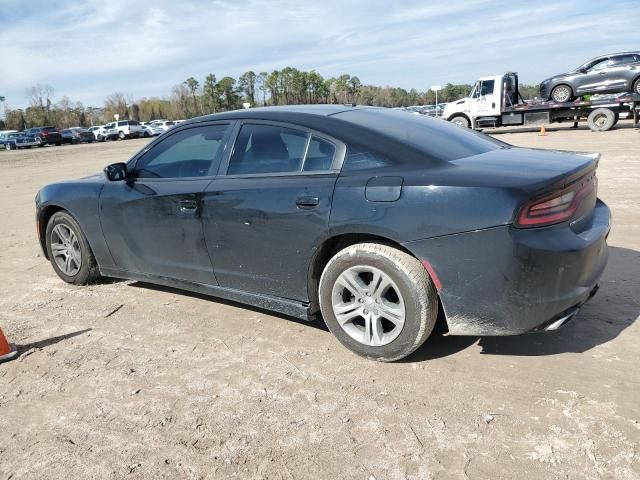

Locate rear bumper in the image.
[403,199,611,336]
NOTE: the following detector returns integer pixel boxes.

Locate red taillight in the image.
[516,173,596,227]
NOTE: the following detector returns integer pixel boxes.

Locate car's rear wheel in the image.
[118,131,126,140]
[319,243,438,362]
[551,85,573,103]
[450,115,470,128]
[45,211,100,285]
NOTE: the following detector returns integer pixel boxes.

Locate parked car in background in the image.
[60,129,74,144]
[153,120,176,132]
[95,124,119,142]
[113,120,142,139]
[0,131,40,150]
[540,51,640,102]
[23,126,62,146]
[140,124,164,137]
[36,105,610,361]
[61,128,95,144]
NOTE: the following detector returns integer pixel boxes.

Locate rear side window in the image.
[343,144,394,171]
[335,108,504,163]
[611,54,638,65]
[134,124,229,179]
[303,137,335,171]
[227,124,337,175]
[227,124,307,175]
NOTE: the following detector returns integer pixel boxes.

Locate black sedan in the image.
[35,105,610,361]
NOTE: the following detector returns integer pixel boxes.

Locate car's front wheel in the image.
[633,77,640,95]
[45,211,100,285]
[319,243,438,362]
[550,85,573,103]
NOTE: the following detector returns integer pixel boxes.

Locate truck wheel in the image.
[587,108,616,132]
[319,243,438,362]
[450,115,470,128]
[551,85,573,103]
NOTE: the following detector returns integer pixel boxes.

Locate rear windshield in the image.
[335,108,505,162]
[43,127,57,132]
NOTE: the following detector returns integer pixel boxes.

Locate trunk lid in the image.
[448,147,599,195]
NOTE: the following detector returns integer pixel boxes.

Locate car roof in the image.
[187,104,371,124]
[588,51,640,61]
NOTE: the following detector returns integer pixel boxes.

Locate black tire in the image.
[633,77,640,95]
[319,243,438,362]
[45,211,100,285]
[450,115,470,128]
[551,85,573,103]
[143,131,150,138]
[5,143,11,151]
[587,108,616,132]
[55,141,61,146]
[118,131,126,140]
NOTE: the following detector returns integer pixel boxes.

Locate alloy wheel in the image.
[331,266,406,346]
[50,224,82,276]
[552,86,571,102]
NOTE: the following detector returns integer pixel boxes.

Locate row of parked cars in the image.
[395,104,448,117]
[0,119,183,151]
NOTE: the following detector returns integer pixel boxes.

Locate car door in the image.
[576,57,611,94]
[99,122,233,284]
[202,121,345,301]
[607,54,640,92]
[469,79,500,117]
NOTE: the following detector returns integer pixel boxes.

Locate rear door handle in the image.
[179,199,198,213]
[296,195,319,208]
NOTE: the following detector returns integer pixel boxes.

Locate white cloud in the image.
[1,0,639,107]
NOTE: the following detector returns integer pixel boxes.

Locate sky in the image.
[1,0,639,108]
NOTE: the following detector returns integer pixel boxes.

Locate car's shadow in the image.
[405,245,639,361]
[129,282,330,332]
[125,246,637,361]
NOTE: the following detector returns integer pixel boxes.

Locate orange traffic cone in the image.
[539,124,547,136]
[0,327,17,363]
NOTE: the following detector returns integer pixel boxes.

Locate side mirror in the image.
[104,162,129,181]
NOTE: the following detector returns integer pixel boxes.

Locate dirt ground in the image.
[0,124,638,480]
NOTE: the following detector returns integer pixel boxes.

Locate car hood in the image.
[540,71,576,84]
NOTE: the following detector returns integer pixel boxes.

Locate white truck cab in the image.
[443,74,512,128]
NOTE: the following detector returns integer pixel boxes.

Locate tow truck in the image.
[442,72,640,132]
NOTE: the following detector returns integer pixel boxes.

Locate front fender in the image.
[36,178,115,269]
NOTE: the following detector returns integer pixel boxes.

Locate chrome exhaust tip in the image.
[544,308,579,331]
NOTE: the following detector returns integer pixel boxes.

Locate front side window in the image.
[589,58,610,71]
[134,124,228,179]
[480,80,495,96]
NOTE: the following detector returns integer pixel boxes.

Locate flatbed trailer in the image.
[442,72,640,132]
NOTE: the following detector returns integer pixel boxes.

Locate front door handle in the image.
[179,199,198,213]
[296,195,319,208]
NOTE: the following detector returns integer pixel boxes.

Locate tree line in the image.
[0,68,541,130]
